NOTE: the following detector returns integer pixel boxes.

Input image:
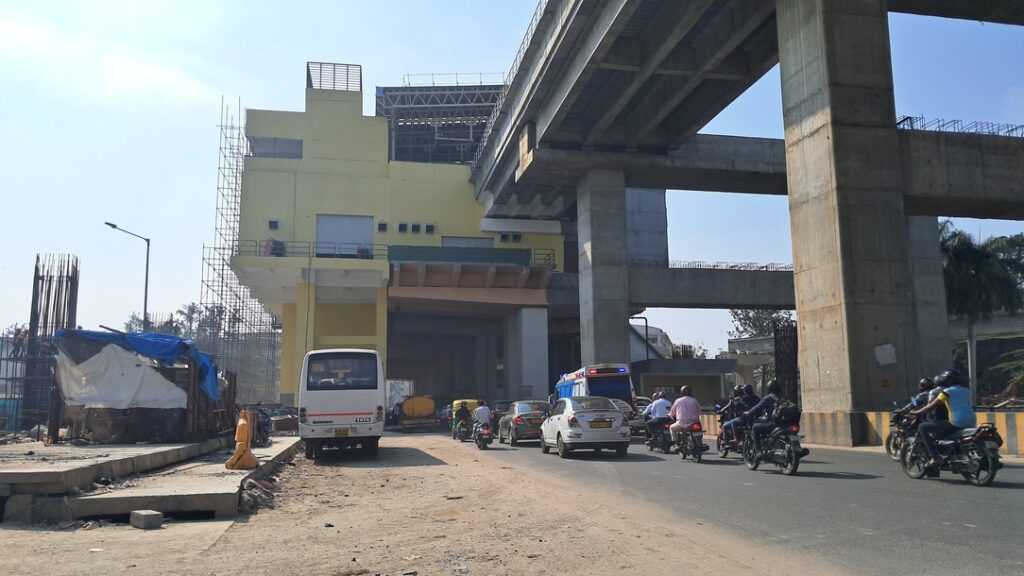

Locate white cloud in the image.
[0,9,217,107]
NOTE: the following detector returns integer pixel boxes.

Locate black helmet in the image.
[765,380,781,396]
[732,385,744,397]
[742,384,754,396]
[918,377,935,392]
[934,369,962,388]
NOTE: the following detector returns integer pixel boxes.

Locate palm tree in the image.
[940,225,1024,403]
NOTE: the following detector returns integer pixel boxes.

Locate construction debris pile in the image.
[978,380,1024,409]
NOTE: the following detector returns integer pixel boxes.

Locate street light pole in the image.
[105,222,151,332]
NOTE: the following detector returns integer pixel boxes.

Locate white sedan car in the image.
[540,396,631,458]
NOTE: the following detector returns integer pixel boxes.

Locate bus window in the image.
[305,351,379,391]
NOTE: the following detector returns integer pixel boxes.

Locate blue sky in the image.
[1,1,1022,354]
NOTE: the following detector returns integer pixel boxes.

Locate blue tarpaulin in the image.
[55,329,219,402]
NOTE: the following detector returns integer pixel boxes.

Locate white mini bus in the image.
[297,348,385,459]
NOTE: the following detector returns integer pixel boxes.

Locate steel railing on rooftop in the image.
[307,62,362,92]
[630,259,794,271]
[897,115,1024,138]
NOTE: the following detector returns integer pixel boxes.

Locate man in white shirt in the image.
[472,400,492,432]
[643,392,673,439]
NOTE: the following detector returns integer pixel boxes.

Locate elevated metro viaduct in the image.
[471,0,1024,445]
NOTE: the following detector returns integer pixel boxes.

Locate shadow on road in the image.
[559,451,664,462]
[684,457,741,466]
[791,470,880,480]
[312,446,447,468]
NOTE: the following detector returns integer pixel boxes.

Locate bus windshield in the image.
[305,352,379,391]
[586,375,632,403]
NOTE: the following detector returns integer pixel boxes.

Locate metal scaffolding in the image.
[199,102,280,404]
[376,81,503,164]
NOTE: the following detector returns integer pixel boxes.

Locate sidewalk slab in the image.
[25,437,300,523]
[0,437,231,495]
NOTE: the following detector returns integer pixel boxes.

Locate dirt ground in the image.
[0,435,849,576]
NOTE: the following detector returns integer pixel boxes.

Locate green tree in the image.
[728,309,794,338]
[940,223,1024,403]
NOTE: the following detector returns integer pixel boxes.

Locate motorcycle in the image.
[714,403,747,458]
[645,420,674,454]
[252,404,273,448]
[473,422,494,450]
[453,419,471,442]
[885,403,920,462]
[742,423,808,476]
[900,423,1003,486]
[677,421,708,463]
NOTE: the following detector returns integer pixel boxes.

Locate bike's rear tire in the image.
[962,449,998,487]
[693,437,703,464]
[900,441,928,479]
[777,441,798,475]
[885,430,901,461]
[716,435,729,458]
[742,436,759,470]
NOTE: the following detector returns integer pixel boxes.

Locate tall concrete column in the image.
[503,307,549,399]
[625,188,668,266]
[577,169,631,365]
[907,216,951,381]
[777,0,918,432]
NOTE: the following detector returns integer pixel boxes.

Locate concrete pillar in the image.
[907,216,951,380]
[577,169,631,365]
[292,280,317,406]
[777,1,918,427]
[625,188,668,266]
[503,307,549,400]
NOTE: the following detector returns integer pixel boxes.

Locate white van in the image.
[298,348,386,459]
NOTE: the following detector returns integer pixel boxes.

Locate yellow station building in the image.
[231,63,571,405]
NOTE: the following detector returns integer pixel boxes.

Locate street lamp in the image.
[105,221,150,332]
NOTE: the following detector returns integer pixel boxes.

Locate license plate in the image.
[590,421,611,429]
[983,441,998,450]
[334,428,349,437]
[789,435,801,443]
[530,419,543,425]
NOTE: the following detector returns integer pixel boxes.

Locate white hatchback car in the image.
[540,396,631,458]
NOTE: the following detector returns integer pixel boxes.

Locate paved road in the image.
[449,435,1024,575]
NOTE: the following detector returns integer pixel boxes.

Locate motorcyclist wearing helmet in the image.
[719,384,761,443]
[896,378,935,414]
[743,380,782,454]
[668,386,701,444]
[911,370,976,466]
[642,391,673,440]
[453,401,471,434]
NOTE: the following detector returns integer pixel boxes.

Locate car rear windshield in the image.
[305,352,378,391]
[570,397,616,411]
[517,402,550,414]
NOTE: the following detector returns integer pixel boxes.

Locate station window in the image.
[249,137,303,159]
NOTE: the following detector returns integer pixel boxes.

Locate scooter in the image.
[474,422,494,450]
[453,419,471,442]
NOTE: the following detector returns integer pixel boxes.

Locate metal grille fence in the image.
[307,62,362,92]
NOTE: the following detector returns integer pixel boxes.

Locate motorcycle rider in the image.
[471,400,492,436]
[719,384,760,444]
[896,378,934,414]
[453,401,471,434]
[910,369,976,467]
[642,391,673,441]
[743,380,782,455]
[668,386,701,444]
